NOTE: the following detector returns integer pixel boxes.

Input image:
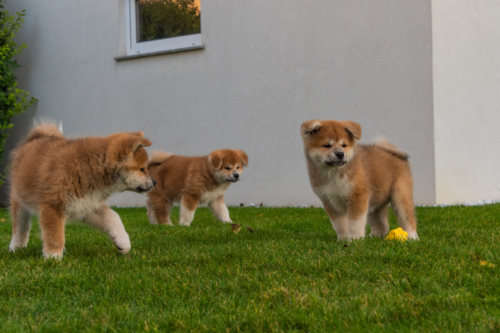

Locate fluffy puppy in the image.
[9,123,156,259]
[146,149,248,226]
[301,119,418,240]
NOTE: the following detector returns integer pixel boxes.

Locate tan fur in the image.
[148,151,173,166]
[373,139,409,161]
[301,119,418,240]
[9,123,156,259]
[146,149,248,226]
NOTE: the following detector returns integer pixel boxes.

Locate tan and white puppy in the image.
[146,149,248,226]
[301,119,418,240]
[9,123,156,259]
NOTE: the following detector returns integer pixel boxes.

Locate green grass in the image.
[1,205,500,332]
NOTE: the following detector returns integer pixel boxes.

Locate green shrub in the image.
[0,1,36,186]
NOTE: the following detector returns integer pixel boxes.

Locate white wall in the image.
[432,0,500,203]
[2,0,435,207]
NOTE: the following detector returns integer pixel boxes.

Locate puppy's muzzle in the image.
[325,154,346,167]
[226,173,240,182]
[136,177,156,193]
[335,151,345,159]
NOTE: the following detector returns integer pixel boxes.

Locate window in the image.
[125,0,202,56]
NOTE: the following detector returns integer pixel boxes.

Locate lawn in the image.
[1,204,500,332]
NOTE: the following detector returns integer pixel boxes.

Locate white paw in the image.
[337,235,365,241]
[179,219,192,226]
[113,232,131,254]
[43,252,63,260]
[9,241,25,252]
[407,232,419,240]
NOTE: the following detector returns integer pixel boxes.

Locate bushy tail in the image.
[374,139,409,161]
[148,151,172,169]
[25,120,64,143]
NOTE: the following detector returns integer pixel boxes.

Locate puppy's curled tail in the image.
[374,139,409,161]
[148,151,172,169]
[25,122,64,143]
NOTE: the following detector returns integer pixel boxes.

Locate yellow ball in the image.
[385,227,408,241]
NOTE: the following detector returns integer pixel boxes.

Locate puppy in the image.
[9,123,156,259]
[301,119,418,240]
[146,149,248,226]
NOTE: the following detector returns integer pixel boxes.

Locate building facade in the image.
[2,0,499,207]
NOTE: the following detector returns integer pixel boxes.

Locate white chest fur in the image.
[313,170,353,213]
[199,184,230,206]
[66,185,122,219]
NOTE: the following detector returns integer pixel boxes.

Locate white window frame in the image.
[125,0,202,56]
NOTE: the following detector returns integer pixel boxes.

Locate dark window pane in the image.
[136,0,201,43]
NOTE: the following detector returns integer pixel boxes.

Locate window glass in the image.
[135,0,201,43]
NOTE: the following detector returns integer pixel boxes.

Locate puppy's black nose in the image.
[233,173,240,179]
[335,152,345,159]
[152,178,157,186]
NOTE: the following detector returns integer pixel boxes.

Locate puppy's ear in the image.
[128,131,144,137]
[107,133,152,163]
[208,150,224,170]
[131,136,152,153]
[301,120,322,139]
[341,121,361,140]
[236,150,248,167]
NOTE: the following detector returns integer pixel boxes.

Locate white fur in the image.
[66,185,125,220]
[313,170,353,214]
[8,205,32,252]
[179,203,196,226]
[208,199,231,223]
[329,214,348,240]
[146,199,158,225]
[406,231,419,240]
[347,212,368,239]
[313,169,371,240]
[43,252,64,260]
[200,184,229,206]
[84,205,131,254]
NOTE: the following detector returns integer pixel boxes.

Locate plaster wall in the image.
[432,0,500,203]
[2,0,435,207]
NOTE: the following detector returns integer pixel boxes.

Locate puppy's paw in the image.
[369,231,387,238]
[8,243,17,252]
[113,232,131,254]
[178,220,192,226]
[407,232,419,240]
[159,221,174,226]
[9,241,26,252]
[337,235,364,241]
[43,252,63,260]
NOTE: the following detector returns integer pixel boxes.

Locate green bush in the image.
[0,1,36,186]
